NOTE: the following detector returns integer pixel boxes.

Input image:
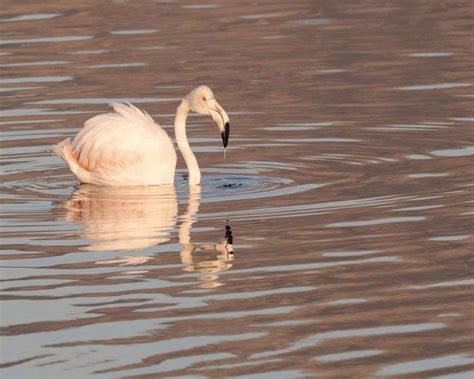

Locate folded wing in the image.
[71,103,175,173]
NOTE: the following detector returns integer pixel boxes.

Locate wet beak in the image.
[221,122,230,148]
[209,99,230,148]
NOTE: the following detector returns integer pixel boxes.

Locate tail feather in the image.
[53,138,81,175]
[53,137,70,158]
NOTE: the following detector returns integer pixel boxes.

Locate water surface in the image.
[1,1,473,378]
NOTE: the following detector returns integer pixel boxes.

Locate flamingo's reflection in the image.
[60,184,234,288]
[179,186,234,288]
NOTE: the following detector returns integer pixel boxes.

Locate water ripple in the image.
[0,13,61,22]
[0,36,92,45]
[29,97,181,105]
[432,146,474,157]
[377,354,474,376]
[314,350,381,362]
[110,29,158,35]
[398,83,471,91]
[252,323,445,359]
[0,76,73,84]
[327,216,425,228]
[0,61,71,67]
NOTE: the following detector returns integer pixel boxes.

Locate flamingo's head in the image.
[186,85,230,147]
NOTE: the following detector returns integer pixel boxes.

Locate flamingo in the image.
[53,85,230,186]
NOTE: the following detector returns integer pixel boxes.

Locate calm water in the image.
[1,1,473,378]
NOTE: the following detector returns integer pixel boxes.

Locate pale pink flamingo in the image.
[53,85,230,186]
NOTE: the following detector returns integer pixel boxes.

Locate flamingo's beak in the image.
[221,122,230,148]
[209,99,230,148]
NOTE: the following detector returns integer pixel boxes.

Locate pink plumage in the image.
[53,86,230,186]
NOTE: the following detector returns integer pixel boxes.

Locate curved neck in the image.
[175,101,201,185]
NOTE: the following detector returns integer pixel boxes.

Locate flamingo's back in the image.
[54,103,177,186]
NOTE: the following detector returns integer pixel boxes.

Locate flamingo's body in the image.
[54,86,229,186]
[54,103,176,185]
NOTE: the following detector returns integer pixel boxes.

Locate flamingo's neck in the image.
[175,100,201,185]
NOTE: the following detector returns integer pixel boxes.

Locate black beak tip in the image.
[221,122,230,148]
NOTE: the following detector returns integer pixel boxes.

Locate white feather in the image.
[56,103,176,185]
